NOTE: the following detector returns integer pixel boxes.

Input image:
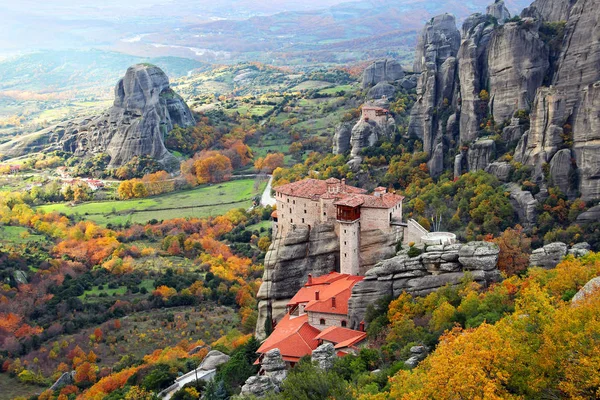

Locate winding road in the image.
[260,175,276,207]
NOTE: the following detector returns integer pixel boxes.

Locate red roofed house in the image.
[256,272,366,367]
[361,106,389,125]
[274,178,405,275]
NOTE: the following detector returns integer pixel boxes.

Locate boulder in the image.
[311,343,336,370]
[400,75,418,90]
[485,161,513,182]
[458,241,500,271]
[262,348,287,385]
[572,276,600,303]
[568,242,591,257]
[502,118,524,143]
[199,350,230,370]
[576,205,600,223]
[529,242,568,269]
[240,376,278,398]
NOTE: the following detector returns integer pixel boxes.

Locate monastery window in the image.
[341,320,347,328]
[290,219,293,223]
[344,229,347,234]
[344,241,346,245]
[304,209,307,214]
[287,198,289,203]
[344,253,347,258]
[302,218,305,223]
[323,212,326,216]
[289,208,292,213]
[293,200,296,204]
[320,319,326,325]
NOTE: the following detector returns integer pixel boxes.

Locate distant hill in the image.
[0,50,208,95]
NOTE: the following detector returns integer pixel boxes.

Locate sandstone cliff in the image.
[0,64,194,169]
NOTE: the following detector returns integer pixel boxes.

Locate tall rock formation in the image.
[408,14,461,159]
[457,13,496,144]
[521,0,575,21]
[486,0,512,22]
[487,19,549,125]
[0,64,194,169]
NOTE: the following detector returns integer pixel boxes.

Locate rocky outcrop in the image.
[261,349,288,385]
[568,242,591,257]
[311,343,336,370]
[348,242,501,327]
[529,242,568,268]
[572,276,600,303]
[0,64,194,169]
[507,183,539,226]
[241,376,278,398]
[333,122,353,154]
[404,345,429,368]
[467,139,496,171]
[50,371,75,391]
[241,349,286,398]
[362,59,404,88]
[486,0,511,22]
[199,350,230,370]
[408,14,461,156]
[576,205,600,223]
[485,161,513,181]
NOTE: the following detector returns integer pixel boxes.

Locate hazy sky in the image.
[0,0,350,56]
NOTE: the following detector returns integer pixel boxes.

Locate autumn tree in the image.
[490,224,531,276]
[255,153,284,174]
[194,154,233,184]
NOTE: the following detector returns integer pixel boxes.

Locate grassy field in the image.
[290,80,333,91]
[0,373,42,400]
[36,178,267,226]
[318,84,356,95]
[0,225,48,244]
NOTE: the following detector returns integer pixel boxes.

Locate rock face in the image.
[367,82,396,100]
[467,139,496,171]
[362,59,404,88]
[521,0,575,21]
[348,242,501,327]
[199,350,230,370]
[312,343,336,370]
[568,242,591,257]
[485,161,513,181]
[241,376,278,398]
[529,242,568,268]
[403,0,600,203]
[487,19,549,125]
[256,224,339,339]
[408,14,461,157]
[0,64,194,169]
[572,276,600,303]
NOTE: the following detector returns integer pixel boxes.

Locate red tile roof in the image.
[256,314,320,360]
[316,326,367,348]
[334,197,364,208]
[287,272,363,316]
[274,178,366,200]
